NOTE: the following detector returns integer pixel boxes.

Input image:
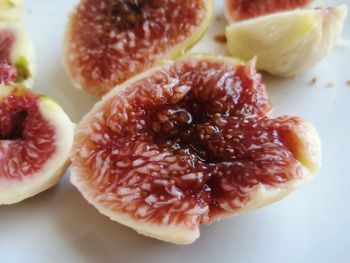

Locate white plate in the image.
[1,0,350,262]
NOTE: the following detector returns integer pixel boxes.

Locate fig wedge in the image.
[226,6,347,76]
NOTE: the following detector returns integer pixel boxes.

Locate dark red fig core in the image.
[0,29,17,84]
[227,0,312,21]
[66,0,208,96]
[73,58,306,228]
[0,88,56,180]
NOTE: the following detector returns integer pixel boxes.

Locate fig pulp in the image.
[225,0,312,23]
[71,55,321,244]
[64,0,213,96]
[0,85,74,205]
[0,61,16,84]
[0,23,36,86]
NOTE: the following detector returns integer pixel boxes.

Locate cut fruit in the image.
[71,54,321,244]
[225,0,313,23]
[0,22,36,87]
[0,85,74,205]
[63,0,213,96]
[226,6,348,76]
[0,0,22,21]
[0,61,16,84]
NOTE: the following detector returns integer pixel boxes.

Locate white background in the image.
[1,0,349,262]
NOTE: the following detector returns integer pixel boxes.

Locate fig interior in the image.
[0,30,19,83]
[0,89,56,179]
[0,90,37,140]
[75,59,306,225]
[0,109,27,140]
[0,29,15,62]
[227,0,312,21]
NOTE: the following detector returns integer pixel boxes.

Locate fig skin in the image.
[226,6,348,77]
[0,22,36,87]
[71,54,321,244]
[63,0,214,96]
[0,85,75,205]
[0,0,22,21]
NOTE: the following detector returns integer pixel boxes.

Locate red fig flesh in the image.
[225,0,312,22]
[64,0,213,96]
[71,55,321,244]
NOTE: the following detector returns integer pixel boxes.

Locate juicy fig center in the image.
[149,104,242,164]
[107,0,162,26]
[0,109,27,140]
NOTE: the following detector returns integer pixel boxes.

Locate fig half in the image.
[71,55,321,244]
[0,85,74,205]
[0,22,36,87]
[63,0,213,96]
[0,61,16,84]
[225,0,313,23]
[0,0,22,21]
[226,6,348,77]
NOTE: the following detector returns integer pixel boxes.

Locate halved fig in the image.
[225,0,313,23]
[0,85,74,205]
[63,0,213,96]
[71,55,321,244]
[226,6,348,76]
[0,61,16,84]
[0,22,36,87]
[0,0,22,21]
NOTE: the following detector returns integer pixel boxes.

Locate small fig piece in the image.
[0,61,17,84]
[0,22,36,87]
[226,6,348,76]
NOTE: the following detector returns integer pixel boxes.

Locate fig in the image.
[63,0,213,96]
[0,22,36,87]
[0,85,74,205]
[226,6,348,76]
[225,0,313,23]
[0,61,17,84]
[0,0,22,21]
[71,55,321,244]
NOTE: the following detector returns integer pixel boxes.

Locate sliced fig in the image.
[63,0,213,96]
[0,0,22,21]
[0,22,36,87]
[0,85,74,205]
[225,0,313,23]
[0,61,16,84]
[226,6,348,76]
[71,55,321,244]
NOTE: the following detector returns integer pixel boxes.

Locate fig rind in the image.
[0,0,22,22]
